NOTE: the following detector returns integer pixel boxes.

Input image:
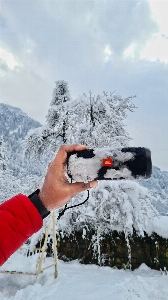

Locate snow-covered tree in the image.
[25,81,157,246]
[0,136,20,203]
[0,134,42,203]
[57,180,157,237]
[66,91,135,148]
[25,83,136,157]
[25,80,71,158]
[0,135,8,171]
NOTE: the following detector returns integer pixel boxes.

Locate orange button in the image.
[102,158,113,167]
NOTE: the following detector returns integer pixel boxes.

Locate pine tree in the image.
[45,80,70,143]
[25,80,71,158]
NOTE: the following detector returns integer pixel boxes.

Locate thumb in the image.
[70,180,98,197]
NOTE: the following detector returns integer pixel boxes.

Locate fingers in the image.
[41,144,98,210]
[53,144,88,171]
[89,181,98,188]
[59,144,87,162]
[64,144,88,153]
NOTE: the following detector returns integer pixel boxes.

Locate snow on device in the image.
[67,147,152,182]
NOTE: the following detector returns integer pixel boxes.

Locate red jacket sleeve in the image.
[0,194,43,266]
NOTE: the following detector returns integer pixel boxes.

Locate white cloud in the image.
[148,0,168,36]
[123,34,168,64]
[141,34,168,63]
[23,38,36,55]
[123,43,137,59]
[103,45,112,62]
[0,48,18,70]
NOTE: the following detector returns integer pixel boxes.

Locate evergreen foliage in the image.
[25,80,71,158]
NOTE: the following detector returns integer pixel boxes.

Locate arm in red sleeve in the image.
[0,194,43,266]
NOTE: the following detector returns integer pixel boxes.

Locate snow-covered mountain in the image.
[139,166,168,215]
[0,103,41,149]
[0,103,42,176]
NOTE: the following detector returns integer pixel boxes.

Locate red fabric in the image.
[0,194,43,266]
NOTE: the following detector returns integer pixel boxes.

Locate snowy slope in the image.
[1,255,168,300]
[1,217,168,299]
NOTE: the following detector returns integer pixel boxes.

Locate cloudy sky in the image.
[0,0,168,170]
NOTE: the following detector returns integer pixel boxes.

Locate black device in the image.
[67,147,152,182]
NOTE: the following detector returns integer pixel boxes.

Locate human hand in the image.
[39,144,98,211]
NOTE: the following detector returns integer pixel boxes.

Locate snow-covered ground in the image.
[1,216,168,300]
[1,253,168,300]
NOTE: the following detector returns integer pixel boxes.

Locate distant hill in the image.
[0,103,42,176]
[0,103,41,146]
[139,166,168,216]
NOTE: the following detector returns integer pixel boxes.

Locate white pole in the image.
[52,211,58,278]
